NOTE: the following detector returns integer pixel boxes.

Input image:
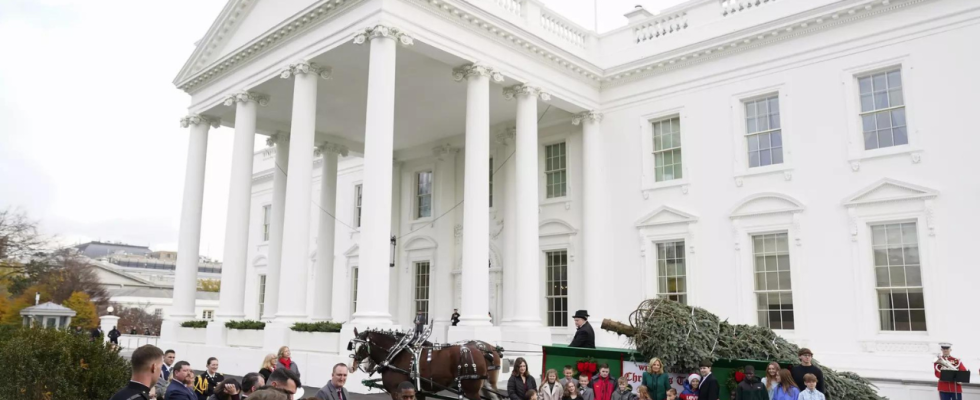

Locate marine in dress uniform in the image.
[569,310,596,349]
[109,381,151,400]
[934,342,967,400]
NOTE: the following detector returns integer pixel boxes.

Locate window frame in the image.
[258,274,267,319]
[869,221,927,332]
[415,170,434,220]
[413,261,431,322]
[639,108,689,197]
[841,57,921,168]
[544,142,568,200]
[353,183,363,229]
[650,116,684,183]
[543,249,569,328]
[654,240,689,305]
[750,232,795,330]
[635,206,698,306]
[350,266,359,315]
[729,85,794,183]
[538,132,575,206]
[262,204,272,242]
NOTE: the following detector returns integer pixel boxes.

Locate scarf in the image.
[279,357,291,369]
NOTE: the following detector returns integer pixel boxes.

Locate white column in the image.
[508,84,549,326]
[263,132,290,320]
[170,115,217,320]
[575,110,615,346]
[216,91,267,321]
[431,145,459,341]
[311,142,346,321]
[497,128,516,324]
[453,63,503,327]
[276,61,331,321]
[350,25,413,326]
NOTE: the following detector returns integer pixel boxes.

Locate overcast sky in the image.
[0,0,684,261]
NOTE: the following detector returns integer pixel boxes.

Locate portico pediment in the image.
[635,206,698,228]
[842,178,938,207]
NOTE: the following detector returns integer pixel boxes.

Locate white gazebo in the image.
[21,302,76,329]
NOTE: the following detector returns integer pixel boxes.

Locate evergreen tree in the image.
[63,291,98,330]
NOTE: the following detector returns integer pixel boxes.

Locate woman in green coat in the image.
[641,358,670,400]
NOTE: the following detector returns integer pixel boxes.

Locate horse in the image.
[391,332,503,400]
[350,329,498,400]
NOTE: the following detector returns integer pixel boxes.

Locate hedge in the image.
[180,320,209,328]
[0,325,130,399]
[291,321,343,332]
[225,320,266,330]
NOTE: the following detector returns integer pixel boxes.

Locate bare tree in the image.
[0,208,47,261]
[113,302,162,334]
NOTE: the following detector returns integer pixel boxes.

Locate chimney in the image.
[625,5,654,24]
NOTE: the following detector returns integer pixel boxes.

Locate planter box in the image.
[227,328,264,347]
[289,331,340,353]
[176,327,206,344]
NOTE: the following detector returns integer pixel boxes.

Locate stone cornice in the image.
[572,111,603,125]
[279,61,332,79]
[353,25,415,46]
[316,142,350,157]
[266,132,290,147]
[502,84,551,101]
[179,114,220,129]
[223,91,270,107]
[452,63,505,83]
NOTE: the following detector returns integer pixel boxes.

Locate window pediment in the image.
[730,193,804,219]
[842,178,938,207]
[539,219,578,237]
[343,244,359,258]
[635,206,698,228]
[403,236,438,252]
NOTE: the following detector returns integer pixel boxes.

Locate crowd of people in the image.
[109,344,362,400]
[505,349,829,400]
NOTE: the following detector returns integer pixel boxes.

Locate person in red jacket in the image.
[934,342,967,400]
[590,364,617,400]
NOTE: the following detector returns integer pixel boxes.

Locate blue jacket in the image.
[167,380,196,400]
[771,386,799,400]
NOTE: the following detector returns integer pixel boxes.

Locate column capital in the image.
[432,144,459,161]
[223,91,270,107]
[316,142,349,157]
[453,63,504,83]
[266,132,290,147]
[280,61,332,80]
[494,127,516,145]
[503,84,551,101]
[179,114,220,128]
[572,110,604,125]
[353,25,414,46]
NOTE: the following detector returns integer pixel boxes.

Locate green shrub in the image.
[291,321,343,332]
[0,326,129,399]
[180,320,208,328]
[225,320,266,330]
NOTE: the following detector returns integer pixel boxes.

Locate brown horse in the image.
[392,332,503,400]
[350,329,499,400]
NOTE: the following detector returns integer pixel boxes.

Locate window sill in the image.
[540,197,572,210]
[733,165,793,186]
[410,218,434,230]
[848,145,922,171]
[641,179,689,199]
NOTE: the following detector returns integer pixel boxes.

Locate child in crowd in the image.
[526,389,539,400]
[563,381,580,400]
[560,366,578,388]
[771,369,799,400]
[680,374,699,400]
[637,386,652,400]
[540,369,565,400]
[578,374,596,400]
[611,377,637,400]
[665,388,678,400]
[798,374,825,400]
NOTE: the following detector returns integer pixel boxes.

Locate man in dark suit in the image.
[110,345,164,400]
[315,363,351,400]
[697,359,720,400]
[451,309,461,326]
[569,310,596,348]
[166,361,197,400]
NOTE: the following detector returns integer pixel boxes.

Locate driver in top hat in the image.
[569,310,596,349]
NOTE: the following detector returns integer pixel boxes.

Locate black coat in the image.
[569,322,596,348]
[110,381,151,400]
[508,374,538,400]
[697,374,720,400]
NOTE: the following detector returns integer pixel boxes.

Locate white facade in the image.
[161,0,980,398]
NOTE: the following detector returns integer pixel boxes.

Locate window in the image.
[351,267,359,313]
[656,241,687,304]
[414,262,431,321]
[545,143,567,198]
[545,250,568,327]
[652,117,682,181]
[859,69,907,150]
[872,222,926,331]
[753,233,794,329]
[489,158,494,208]
[416,172,432,218]
[258,274,267,318]
[354,184,363,228]
[262,205,271,241]
[744,96,783,167]
[202,310,213,319]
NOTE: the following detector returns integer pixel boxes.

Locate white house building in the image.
[159,0,980,398]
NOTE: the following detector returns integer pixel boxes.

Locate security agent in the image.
[110,344,165,400]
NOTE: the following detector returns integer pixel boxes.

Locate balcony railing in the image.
[108,258,222,274]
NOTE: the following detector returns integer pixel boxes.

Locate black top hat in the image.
[573,310,590,320]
